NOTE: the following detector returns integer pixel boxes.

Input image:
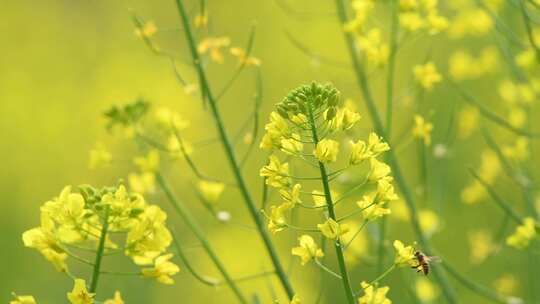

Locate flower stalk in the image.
[89,206,110,293]
[306,101,356,304]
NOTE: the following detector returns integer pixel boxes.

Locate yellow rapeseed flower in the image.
[67,279,94,304]
[10,295,37,304]
[197,180,225,204]
[88,142,112,170]
[314,139,340,163]
[393,240,416,267]
[412,115,433,146]
[368,158,392,182]
[414,62,441,90]
[468,230,494,264]
[291,235,324,265]
[260,155,291,188]
[358,281,392,304]
[142,254,181,284]
[104,291,124,304]
[230,47,261,66]
[134,21,157,38]
[317,218,349,240]
[197,36,231,63]
[134,150,160,173]
[416,277,439,302]
[506,217,538,250]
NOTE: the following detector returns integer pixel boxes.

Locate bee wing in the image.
[425,256,442,264]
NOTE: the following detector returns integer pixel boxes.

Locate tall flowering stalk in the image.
[260,82,397,303]
[170,0,296,299]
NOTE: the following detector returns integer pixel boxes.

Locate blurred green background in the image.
[1,0,539,303]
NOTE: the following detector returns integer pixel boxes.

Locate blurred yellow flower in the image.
[197,36,231,63]
[457,106,479,139]
[412,115,433,146]
[194,12,208,28]
[134,21,157,38]
[314,139,340,163]
[358,281,392,304]
[506,217,538,250]
[356,28,390,66]
[142,254,181,285]
[390,199,410,221]
[197,180,225,203]
[416,277,439,302]
[493,274,519,296]
[290,295,301,304]
[503,137,529,162]
[128,172,156,195]
[67,279,94,304]
[88,142,112,170]
[154,107,190,131]
[292,235,324,265]
[230,47,261,66]
[317,218,349,240]
[414,62,441,90]
[419,209,440,236]
[134,150,160,173]
[468,230,494,264]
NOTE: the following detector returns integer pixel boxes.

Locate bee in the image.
[412,251,441,275]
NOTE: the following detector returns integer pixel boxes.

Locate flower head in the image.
[506,217,538,250]
[67,279,94,304]
[260,155,291,189]
[10,295,36,304]
[104,292,124,304]
[393,240,416,267]
[358,281,392,304]
[142,254,181,284]
[412,115,433,146]
[317,218,349,239]
[314,139,340,163]
[414,62,441,90]
[291,235,324,265]
[197,180,225,204]
[197,36,231,63]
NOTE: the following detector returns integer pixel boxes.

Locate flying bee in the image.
[412,251,441,275]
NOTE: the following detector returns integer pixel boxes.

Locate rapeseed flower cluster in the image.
[22,184,179,289]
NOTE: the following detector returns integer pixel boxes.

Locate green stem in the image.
[173,0,295,299]
[385,0,399,138]
[307,102,355,304]
[333,1,458,303]
[89,206,110,293]
[370,263,396,286]
[170,229,220,287]
[156,173,248,304]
